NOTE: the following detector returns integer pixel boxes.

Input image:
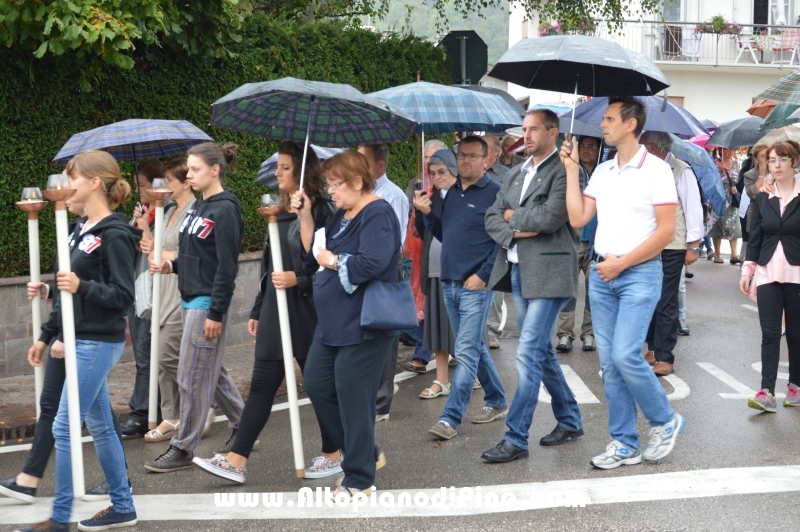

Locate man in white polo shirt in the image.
[560,96,685,470]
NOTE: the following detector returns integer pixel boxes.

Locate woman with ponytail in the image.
[19,150,140,531]
[145,142,245,473]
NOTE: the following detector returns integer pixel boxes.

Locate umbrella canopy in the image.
[531,102,574,116]
[760,102,800,129]
[689,134,710,148]
[707,116,768,148]
[451,84,527,117]
[53,119,212,165]
[368,81,522,134]
[700,119,719,130]
[488,35,670,96]
[557,117,603,137]
[754,71,800,105]
[746,98,777,118]
[562,96,707,136]
[211,77,417,146]
[669,134,727,217]
[256,145,346,188]
[754,125,800,153]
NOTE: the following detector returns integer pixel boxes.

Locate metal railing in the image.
[591,20,800,67]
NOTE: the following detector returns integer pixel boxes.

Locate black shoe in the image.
[399,332,417,347]
[556,335,573,352]
[399,360,427,373]
[481,440,529,463]
[684,271,694,279]
[121,417,148,437]
[539,426,584,446]
[0,477,36,503]
[144,445,194,473]
[216,429,239,454]
[81,478,132,502]
[677,320,691,336]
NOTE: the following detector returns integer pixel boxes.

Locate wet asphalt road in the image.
[1,254,797,531]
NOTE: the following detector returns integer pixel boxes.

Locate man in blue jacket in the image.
[414,136,508,440]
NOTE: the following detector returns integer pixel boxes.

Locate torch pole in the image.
[52,197,85,497]
[147,199,167,429]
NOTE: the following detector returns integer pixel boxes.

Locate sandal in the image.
[713,257,724,264]
[144,420,179,443]
[420,380,451,399]
[474,378,482,390]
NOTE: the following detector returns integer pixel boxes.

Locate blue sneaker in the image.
[14,520,68,532]
[77,506,137,531]
[590,440,642,469]
[643,413,685,462]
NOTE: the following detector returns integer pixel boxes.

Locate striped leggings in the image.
[170,308,244,452]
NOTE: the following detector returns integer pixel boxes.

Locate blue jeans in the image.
[589,259,675,452]
[678,266,686,322]
[52,340,134,524]
[439,282,507,427]
[505,265,582,450]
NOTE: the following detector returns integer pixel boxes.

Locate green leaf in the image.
[33,40,48,58]
[66,2,81,14]
[101,27,115,40]
[5,8,18,23]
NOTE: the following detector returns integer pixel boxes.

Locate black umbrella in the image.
[489,35,670,133]
[707,116,768,148]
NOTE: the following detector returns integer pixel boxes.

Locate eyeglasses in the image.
[578,144,599,150]
[768,157,793,165]
[429,169,451,177]
[326,180,346,191]
[456,153,486,161]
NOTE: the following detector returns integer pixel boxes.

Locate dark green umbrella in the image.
[761,102,800,129]
[755,70,800,105]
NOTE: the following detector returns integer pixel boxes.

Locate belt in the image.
[591,253,662,264]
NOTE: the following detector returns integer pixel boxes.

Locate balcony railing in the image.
[591,20,800,67]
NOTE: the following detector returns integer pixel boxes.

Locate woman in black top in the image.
[193,141,338,483]
[20,150,140,531]
[294,151,401,500]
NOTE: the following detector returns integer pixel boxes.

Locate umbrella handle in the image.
[298,97,315,210]
[570,79,578,136]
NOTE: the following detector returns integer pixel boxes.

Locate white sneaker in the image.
[642,414,685,462]
[590,440,642,470]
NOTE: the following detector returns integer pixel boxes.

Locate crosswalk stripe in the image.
[697,362,756,399]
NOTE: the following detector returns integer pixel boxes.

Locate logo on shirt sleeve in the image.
[78,234,102,254]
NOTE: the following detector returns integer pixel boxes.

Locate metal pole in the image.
[147,201,166,429]
[299,97,315,193]
[268,215,305,478]
[458,36,469,84]
[54,203,85,497]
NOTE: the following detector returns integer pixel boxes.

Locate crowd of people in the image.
[3,95,799,531]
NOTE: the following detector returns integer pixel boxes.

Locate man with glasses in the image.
[640,131,704,377]
[556,135,601,354]
[415,136,508,440]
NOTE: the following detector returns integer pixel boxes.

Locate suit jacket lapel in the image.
[505,167,526,208]
[782,195,800,220]
[769,196,781,217]
[519,151,558,205]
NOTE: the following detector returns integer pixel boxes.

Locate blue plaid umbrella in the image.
[53,119,212,164]
[563,97,707,136]
[368,81,522,134]
[669,134,727,217]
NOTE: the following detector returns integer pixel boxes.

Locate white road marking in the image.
[0,436,93,455]
[538,365,600,404]
[4,465,800,523]
[742,304,759,313]
[752,362,789,381]
[663,374,691,401]
[697,362,757,399]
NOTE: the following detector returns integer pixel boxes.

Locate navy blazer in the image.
[746,191,800,266]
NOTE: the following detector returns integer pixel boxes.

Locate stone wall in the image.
[0,252,261,379]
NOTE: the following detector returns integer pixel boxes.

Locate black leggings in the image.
[230,358,337,459]
[757,282,800,393]
[22,352,126,479]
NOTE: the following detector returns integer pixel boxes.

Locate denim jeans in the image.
[589,259,675,452]
[504,264,582,450]
[439,282,507,428]
[410,320,433,364]
[51,340,135,524]
[678,267,686,322]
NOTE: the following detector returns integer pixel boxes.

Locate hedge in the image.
[0,16,450,277]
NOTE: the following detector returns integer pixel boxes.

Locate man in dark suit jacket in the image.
[480,109,583,463]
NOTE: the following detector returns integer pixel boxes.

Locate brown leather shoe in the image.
[644,350,656,365]
[653,361,674,376]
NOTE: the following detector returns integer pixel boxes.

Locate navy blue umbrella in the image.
[562,97,707,137]
[54,119,212,164]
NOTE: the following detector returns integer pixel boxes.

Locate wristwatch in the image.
[687,247,701,254]
[328,255,337,269]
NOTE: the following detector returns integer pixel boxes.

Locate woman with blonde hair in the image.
[20,150,141,531]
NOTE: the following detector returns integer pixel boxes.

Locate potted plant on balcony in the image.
[538,17,596,37]
[538,22,562,36]
[695,14,742,35]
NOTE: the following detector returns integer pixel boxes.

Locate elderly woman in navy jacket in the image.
[293,151,401,501]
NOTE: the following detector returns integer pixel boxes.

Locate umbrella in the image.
[760,102,800,129]
[669,134,727,216]
[754,71,800,105]
[53,119,212,164]
[700,119,719,130]
[562,96,707,137]
[531,102,574,116]
[256,145,346,188]
[451,84,527,116]
[689,134,710,148]
[707,116,768,148]
[368,81,522,134]
[488,35,670,134]
[557,117,603,137]
[754,125,800,152]
[746,98,777,118]
[211,77,417,190]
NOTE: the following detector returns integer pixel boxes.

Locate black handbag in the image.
[360,279,418,331]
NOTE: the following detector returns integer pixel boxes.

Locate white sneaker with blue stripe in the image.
[643,413,685,462]
[590,440,642,470]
